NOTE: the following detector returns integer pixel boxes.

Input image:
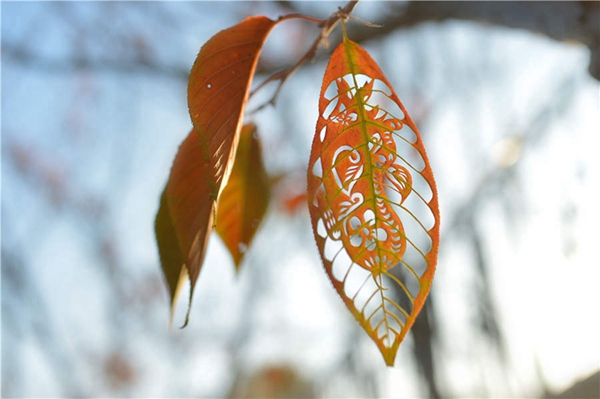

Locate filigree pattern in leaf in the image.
[216,123,270,269]
[307,38,440,366]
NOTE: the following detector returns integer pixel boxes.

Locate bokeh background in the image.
[2,1,599,398]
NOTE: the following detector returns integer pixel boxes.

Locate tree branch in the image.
[277,1,600,80]
[250,0,359,111]
[3,43,190,80]
[5,2,598,80]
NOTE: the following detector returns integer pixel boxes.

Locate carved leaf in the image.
[216,123,270,269]
[307,38,440,366]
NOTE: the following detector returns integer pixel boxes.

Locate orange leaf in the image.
[307,38,440,366]
[282,192,307,215]
[187,15,278,197]
[158,16,278,325]
[271,172,307,215]
[216,123,270,269]
[160,129,211,326]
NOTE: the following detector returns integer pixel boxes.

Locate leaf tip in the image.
[383,350,396,367]
[233,259,242,274]
[168,265,189,329]
[179,271,195,329]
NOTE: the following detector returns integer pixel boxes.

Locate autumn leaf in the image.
[156,129,210,327]
[216,123,270,269]
[307,36,440,366]
[156,16,279,326]
[281,191,307,215]
[270,171,307,216]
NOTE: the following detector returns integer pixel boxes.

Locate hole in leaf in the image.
[372,78,392,97]
[353,280,379,315]
[324,79,339,101]
[341,75,358,99]
[393,122,417,144]
[353,73,371,88]
[388,264,420,307]
[399,243,429,280]
[369,308,383,330]
[331,246,353,281]
[394,139,425,173]
[323,97,339,120]
[319,126,327,142]
[376,228,387,241]
[316,218,327,238]
[324,236,343,262]
[375,108,387,120]
[349,216,361,230]
[409,171,434,204]
[312,157,323,178]
[342,263,373,298]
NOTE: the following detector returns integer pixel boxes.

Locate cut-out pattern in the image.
[315,77,412,273]
[307,39,440,366]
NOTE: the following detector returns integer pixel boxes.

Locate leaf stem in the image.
[341,16,348,41]
[277,14,327,25]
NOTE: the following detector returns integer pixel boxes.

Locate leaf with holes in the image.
[216,123,270,269]
[307,37,440,366]
[156,16,279,326]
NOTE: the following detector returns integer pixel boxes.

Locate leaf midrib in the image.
[342,38,398,356]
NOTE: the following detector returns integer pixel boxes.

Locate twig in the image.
[249,0,359,113]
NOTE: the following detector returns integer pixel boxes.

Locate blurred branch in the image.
[3,43,190,80]
[250,0,358,111]
[468,218,506,359]
[410,299,441,399]
[351,2,597,45]
[2,250,87,397]
[6,2,598,81]
[444,66,580,241]
[545,370,600,399]
[281,1,600,80]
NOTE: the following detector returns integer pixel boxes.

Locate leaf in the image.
[271,172,307,216]
[157,16,278,326]
[216,123,270,269]
[187,15,278,200]
[281,191,307,215]
[157,129,212,326]
[155,189,188,327]
[307,37,440,366]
